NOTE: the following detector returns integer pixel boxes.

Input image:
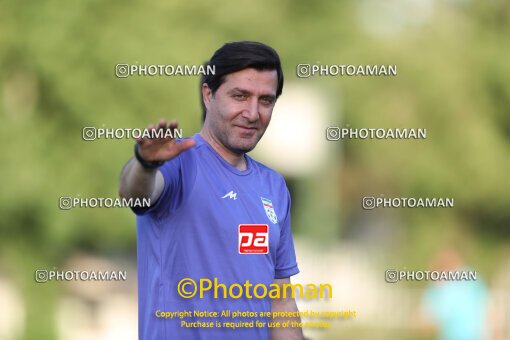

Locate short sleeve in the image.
[274,187,300,279]
[131,141,197,218]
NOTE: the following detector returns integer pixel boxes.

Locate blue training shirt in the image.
[133,133,300,340]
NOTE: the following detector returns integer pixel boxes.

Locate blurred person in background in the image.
[418,246,491,340]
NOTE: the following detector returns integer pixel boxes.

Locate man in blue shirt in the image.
[119,41,303,339]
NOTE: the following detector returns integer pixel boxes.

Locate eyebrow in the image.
[228,87,276,100]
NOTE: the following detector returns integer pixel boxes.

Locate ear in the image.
[202,83,213,112]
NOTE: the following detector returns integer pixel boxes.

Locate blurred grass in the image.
[0,0,509,338]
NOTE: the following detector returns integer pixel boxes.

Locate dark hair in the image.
[200,41,284,121]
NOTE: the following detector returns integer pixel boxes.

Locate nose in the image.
[241,98,259,123]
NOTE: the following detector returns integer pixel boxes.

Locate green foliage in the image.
[0,0,508,338]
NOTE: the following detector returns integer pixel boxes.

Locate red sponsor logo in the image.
[238,224,269,254]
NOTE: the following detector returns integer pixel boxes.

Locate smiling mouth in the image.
[235,125,258,132]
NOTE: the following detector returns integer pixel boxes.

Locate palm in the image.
[137,119,195,162]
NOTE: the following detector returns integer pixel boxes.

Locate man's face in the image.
[203,68,278,154]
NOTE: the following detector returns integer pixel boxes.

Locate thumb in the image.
[174,138,196,155]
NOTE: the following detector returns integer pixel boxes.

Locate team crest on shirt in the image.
[261,197,277,224]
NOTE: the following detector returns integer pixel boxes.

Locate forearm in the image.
[270,296,303,340]
[118,119,193,203]
[118,157,161,201]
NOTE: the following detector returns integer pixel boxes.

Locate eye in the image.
[233,94,247,100]
[260,97,275,105]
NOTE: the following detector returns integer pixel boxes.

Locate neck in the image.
[199,129,247,171]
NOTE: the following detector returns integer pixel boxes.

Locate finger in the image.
[147,124,157,138]
[174,139,196,155]
[157,119,167,130]
[168,120,178,130]
[137,123,154,144]
[165,120,179,140]
[154,119,169,142]
[144,123,155,142]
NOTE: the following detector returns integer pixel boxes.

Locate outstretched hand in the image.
[136,119,196,162]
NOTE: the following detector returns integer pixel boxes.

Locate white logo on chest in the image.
[221,190,237,200]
